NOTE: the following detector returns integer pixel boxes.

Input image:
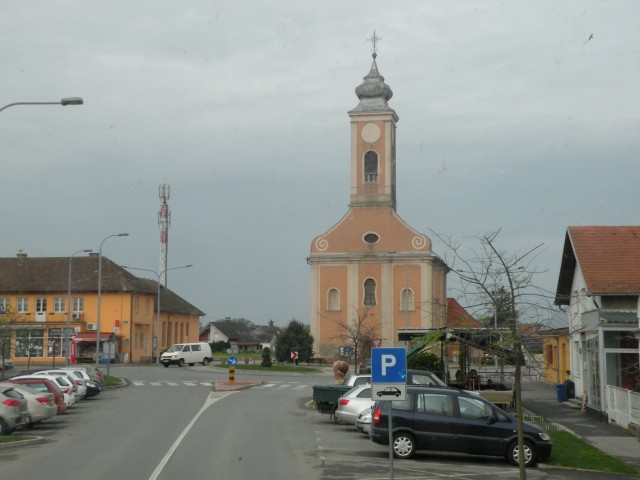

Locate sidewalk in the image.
[522,381,640,470]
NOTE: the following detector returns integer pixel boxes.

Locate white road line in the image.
[263,384,276,388]
[184,382,196,386]
[167,382,178,386]
[200,382,213,386]
[148,391,235,480]
[150,382,161,386]
[133,381,144,386]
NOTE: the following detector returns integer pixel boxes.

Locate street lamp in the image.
[0,97,84,113]
[96,233,129,369]
[67,249,92,366]
[121,264,193,364]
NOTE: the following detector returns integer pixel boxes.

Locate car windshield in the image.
[165,345,183,353]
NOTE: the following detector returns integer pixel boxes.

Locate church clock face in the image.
[361,123,381,143]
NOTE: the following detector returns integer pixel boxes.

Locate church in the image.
[308,46,449,360]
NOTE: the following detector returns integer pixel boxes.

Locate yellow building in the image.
[308,51,448,359]
[0,254,204,365]
[541,328,570,385]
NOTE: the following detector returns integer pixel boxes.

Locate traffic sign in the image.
[226,356,238,366]
[291,351,298,361]
[340,345,355,357]
[371,348,407,384]
[371,338,382,348]
[371,383,406,401]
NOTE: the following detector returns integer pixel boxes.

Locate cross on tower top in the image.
[367,31,381,58]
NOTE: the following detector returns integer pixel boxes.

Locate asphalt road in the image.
[1,366,638,480]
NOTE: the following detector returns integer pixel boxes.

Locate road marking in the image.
[200,382,213,386]
[150,382,161,386]
[184,382,196,386]
[133,381,144,386]
[167,382,178,386]
[148,391,236,480]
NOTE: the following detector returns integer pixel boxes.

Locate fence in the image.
[606,385,640,430]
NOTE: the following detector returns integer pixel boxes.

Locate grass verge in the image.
[546,430,639,475]
[0,435,31,444]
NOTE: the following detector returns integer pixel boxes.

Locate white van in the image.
[161,342,213,367]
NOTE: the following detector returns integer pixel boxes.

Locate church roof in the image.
[349,53,395,114]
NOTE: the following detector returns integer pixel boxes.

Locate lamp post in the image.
[67,249,92,366]
[121,265,193,364]
[0,97,84,113]
[96,233,129,369]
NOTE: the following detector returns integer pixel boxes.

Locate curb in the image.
[0,436,47,450]
[213,379,263,391]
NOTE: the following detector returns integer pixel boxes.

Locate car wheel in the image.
[202,358,209,366]
[507,439,537,467]
[163,363,169,368]
[178,359,185,367]
[0,418,9,436]
[393,432,416,459]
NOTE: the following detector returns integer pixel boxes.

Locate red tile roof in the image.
[447,298,484,328]
[556,226,640,303]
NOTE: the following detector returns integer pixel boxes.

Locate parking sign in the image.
[371,348,407,383]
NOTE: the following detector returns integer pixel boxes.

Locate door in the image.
[455,395,513,456]
[412,392,458,452]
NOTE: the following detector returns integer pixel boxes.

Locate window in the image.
[192,344,201,352]
[417,393,453,417]
[54,297,66,313]
[0,298,9,314]
[327,288,340,311]
[73,297,84,313]
[17,297,28,313]
[35,297,47,313]
[47,328,65,358]
[145,297,150,314]
[14,329,44,358]
[363,232,379,244]
[364,151,378,183]
[364,278,377,307]
[458,396,493,420]
[134,296,139,314]
[400,288,414,312]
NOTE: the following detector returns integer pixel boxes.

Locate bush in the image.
[261,347,272,368]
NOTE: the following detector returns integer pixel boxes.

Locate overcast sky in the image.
[1,2,638,327]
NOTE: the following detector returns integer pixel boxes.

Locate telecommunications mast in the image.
[158,183,171,286]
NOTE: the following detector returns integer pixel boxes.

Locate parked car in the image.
[1,382,56,425]
[343,374,371,387]
[370,385,552,467]
[35,370,88,400]
[57,368,101,397]
[11,374,76,409]
[8,377,67,415]
[356,407,372,435]
[0,384,29,435]
[0,358,13,371]
[70,365,104,386]
[161,342,213,367]
[335,384,374,425]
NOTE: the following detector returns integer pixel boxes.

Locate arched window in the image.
[364,278,377,307]
[364,151,378,183]
[327,288,340,311]
[400,288,415,312]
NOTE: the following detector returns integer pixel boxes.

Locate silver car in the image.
[0,384,29,435]
[334,384,374,425]
[356,407,372,435]
[2,383,56,425]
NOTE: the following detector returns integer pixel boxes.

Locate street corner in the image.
[213,379,263,391]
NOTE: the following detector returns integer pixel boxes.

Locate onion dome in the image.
[351,53,394,113]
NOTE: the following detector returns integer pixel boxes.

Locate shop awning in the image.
[74,332,114,342]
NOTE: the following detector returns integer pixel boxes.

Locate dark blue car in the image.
[370,385,552,467]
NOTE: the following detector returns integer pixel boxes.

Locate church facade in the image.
[308,52,448,359]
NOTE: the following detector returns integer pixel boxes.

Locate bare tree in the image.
[330,306,379,369]
[0,305,17,380]
[431,228,554,479]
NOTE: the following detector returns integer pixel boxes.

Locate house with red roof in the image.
[555,226,640,415]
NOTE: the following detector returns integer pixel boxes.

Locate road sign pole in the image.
[388,404,394,480]
[229,365,235,385]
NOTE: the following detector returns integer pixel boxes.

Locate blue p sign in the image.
[371,348,406,384]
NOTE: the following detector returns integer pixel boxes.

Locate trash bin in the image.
[556,383,568,402]
[564,380,575,399]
